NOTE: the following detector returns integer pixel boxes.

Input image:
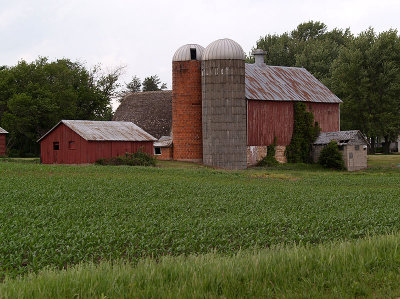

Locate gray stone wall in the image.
[202,59,247,169]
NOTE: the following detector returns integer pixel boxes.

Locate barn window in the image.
[349,152,353,159]
[53,142,59,150]
[68,141,76,150]
[190,48,196,60]
[355,145,360,151]
[154,147,161,155]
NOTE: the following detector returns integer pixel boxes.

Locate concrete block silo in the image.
[202,38,247,169]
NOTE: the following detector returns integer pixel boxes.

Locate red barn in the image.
[0,127,8,156]
[38,120,156,164]
[246,59,341,163]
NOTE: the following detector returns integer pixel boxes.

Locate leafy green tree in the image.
[142,75,167,92]
[255,21,350,84]
[117,75,142,103]
[331,28,400,153]
[0,57,120,156]
[126,76,142,93]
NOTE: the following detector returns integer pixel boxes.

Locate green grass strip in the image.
[1,233,400,298]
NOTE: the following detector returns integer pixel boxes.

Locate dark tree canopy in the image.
[126,76,142,93]
[0,57,120,156]
[142,75,167,92]
[256,22,400,153]
[330,28,400,153]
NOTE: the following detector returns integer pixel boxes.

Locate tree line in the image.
[254,21,400,154]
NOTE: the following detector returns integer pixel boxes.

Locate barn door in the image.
[53,141,60,163]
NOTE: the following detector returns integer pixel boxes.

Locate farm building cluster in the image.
[34,38,373,170]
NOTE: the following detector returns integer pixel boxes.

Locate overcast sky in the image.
[1,0,399,109]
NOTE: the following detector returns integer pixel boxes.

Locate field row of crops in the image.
[0,158,399,278]
[2,233,400,298]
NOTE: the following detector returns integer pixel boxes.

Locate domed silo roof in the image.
[173,44,205,61]
[203,38,245,60]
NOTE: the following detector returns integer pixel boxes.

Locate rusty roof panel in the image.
[38,120,156,142]
[245,64,342,103]
[0,127,8,134]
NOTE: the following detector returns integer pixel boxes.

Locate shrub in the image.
[318,141,346,170]
[285,102,320,163]
[95,150,156,167]
[258,137,279,167]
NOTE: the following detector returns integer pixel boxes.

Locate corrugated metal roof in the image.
[245,64,342,103]
[173,44,205,61]
[203,38,245,60]
[314,130,367,145]
[38,120,156,142]
[0,127,8,134]
[154,136,172,147]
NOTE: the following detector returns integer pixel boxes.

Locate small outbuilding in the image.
[38,120,156,164]
[313,130,368,171]
[0,127,8,156]
[153,136,173,160]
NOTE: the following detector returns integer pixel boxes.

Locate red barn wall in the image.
[40,124,153,164]
[0,134,6,156]
[247,100,294,146]
[247,100,340,146]
[307,103,340,132]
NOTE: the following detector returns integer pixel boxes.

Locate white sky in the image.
[1,0,399,109]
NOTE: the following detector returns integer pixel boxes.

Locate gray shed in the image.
[313,130,368,171]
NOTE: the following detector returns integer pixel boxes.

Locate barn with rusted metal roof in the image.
[114,38,343,169]
[38,120,156,164]
[0,127,8,156]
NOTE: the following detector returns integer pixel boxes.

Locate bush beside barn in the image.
[313,130,368,171]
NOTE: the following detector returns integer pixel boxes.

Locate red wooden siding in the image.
[247,100,294,146]
[247,100,340,146]
[0,135,6,156]
[307,103,340,133]
[40,124,153,164]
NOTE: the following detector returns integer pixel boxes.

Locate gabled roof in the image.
[154,136,172,147]
[245,64,342,104]
[113,90,172,139]
[0,127,8,134]
[314,130,368,145]
[37,120,156,142]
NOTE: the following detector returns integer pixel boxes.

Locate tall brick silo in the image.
[202,38,247,169]
[172,44,205,162]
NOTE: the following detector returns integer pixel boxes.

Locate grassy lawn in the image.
[368,153,400,168]
[0,155,399,296]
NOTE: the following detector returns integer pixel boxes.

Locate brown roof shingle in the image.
[113,91,172,139]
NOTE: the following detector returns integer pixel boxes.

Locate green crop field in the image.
[0,156,400,297]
